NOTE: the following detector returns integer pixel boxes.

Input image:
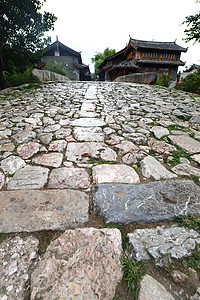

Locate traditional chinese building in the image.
[41,39,91,81]
[98,37,187,82]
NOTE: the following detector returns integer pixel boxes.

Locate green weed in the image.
[190,175,200,184]
[136,157,142,167]
[122,257,147,299]
[189,132,195,139]
[176,115,191,122]
[174,213,200,234]
[174,214,200,275]
[165,146,191,165]
[184,244,200,275]
[43,60,69,78]
[4,67,39,88]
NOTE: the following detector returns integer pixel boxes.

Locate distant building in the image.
[181,64,200,79]
[98,37,187,82]
[41,39,91,81]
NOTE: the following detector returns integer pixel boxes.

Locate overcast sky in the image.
[42,0,200,73]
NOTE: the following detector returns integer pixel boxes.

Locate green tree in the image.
[183,0,200,43]
[0,0,57,89]
[91,47,115,78]
[176,67,200,94]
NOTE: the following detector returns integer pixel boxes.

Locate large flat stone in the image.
[32,153,63,168]
[93,180,200,223]
[151,126,169,139]
[0,143,15,152]
[17,142,41,159]
[12,130,36,144]
[0,189,89,232]
[0,155,26,175]
[48,167,90,189]
[169,135,200,154]
[70,118,106,127]
[141,155,177,180]
[73,127,105,142]
[127,226,200,267]
[7,165,49,190]
[138,275,174,300]
[66,142,107,163]
[31,228,122,300]
[92,164,140,184]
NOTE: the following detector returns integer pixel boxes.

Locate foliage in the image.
[174,213,200,234]
[176,67,200,94]
[105,222,129,251]
[174,214,200,275]
[155,75,170,87]
[0,0,57,89]
[183,0,200,43]
[190,175,200,184]
[43,60,69,77]
[164,145,191,165]
[4,67,39,88]
[91,47,115,78]
[184,244,200,275]
[122,257,147,299]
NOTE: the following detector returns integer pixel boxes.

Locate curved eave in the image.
[130,38,187,52]
[98,48,126,69]
[137,59,185,66]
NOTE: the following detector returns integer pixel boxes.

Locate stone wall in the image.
[41,56,79,80]
[114,72,157,84]
[32,69,70,82]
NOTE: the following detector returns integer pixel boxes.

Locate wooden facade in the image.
[98,38,187,82]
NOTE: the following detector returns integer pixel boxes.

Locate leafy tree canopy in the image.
[0,0,57,89]
[183,0,200,43]
[91,47,115,76]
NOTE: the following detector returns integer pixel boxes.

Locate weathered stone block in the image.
[114,72,157,84]
[7,165,49,190]
[31,228,123,300]
[93,180,200,223]
[0,189,89,232]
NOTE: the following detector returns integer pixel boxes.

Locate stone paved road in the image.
[0,81,200,230]
[0,81,200,299]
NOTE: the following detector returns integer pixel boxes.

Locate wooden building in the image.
[98,37,187,82]
[41,39,91,81]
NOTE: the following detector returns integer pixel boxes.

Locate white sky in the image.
[42,0,200,73]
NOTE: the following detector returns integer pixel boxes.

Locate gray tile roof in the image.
[130,38,187,52]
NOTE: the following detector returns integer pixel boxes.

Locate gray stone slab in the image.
[73,127,105,142]
[127,225,200,267]
[7,165,49,190]
[70,118,106,127]
[0,189,89,233]
[93,180,200,224]
[169,135,200,154]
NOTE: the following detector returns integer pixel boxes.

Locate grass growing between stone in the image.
[164,145,191,165]
[122,257,147,299]
[174,213,200,234]
[174,214,200,276]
